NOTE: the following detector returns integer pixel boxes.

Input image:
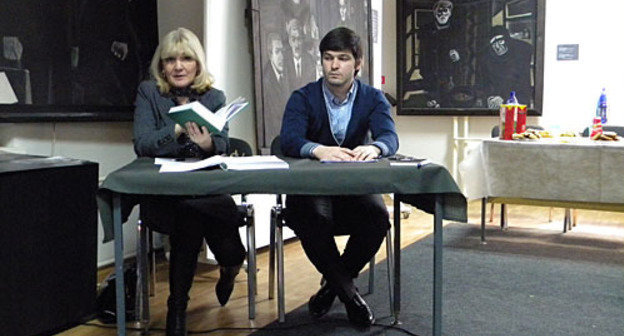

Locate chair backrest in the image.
[491,124,544,138]
[581,125,624,137]
[270,136,282,156]
[228,137,253,156]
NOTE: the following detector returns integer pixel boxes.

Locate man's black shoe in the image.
[344,292,375,328]
[308,282,336,318]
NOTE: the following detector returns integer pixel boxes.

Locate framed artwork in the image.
[396,0,545,116]
[249,0,373,151]
[0,0,158,122]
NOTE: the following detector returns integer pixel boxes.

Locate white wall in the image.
[541,0,624,130]
[205,0,257,147]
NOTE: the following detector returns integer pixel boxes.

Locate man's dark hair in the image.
[319,27,363,60]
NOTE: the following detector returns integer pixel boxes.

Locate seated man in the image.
[280,27,399,328]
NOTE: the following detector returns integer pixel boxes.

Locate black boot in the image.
[166,297,188,336]
[215,264,242,306]
[167,234,201,336]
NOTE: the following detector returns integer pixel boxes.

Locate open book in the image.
[168,97,249,134]
[156,155,289,173]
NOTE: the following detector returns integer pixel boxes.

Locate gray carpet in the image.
[250,223,624,336]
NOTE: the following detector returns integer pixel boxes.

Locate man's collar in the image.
[322,79,357,105]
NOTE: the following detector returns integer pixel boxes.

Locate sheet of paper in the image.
[320,159,379,163]
[390,159,431,167]
[221,155,289,170]
[157,155,288,172]
[154,157,199,165]
[0,72,18,104]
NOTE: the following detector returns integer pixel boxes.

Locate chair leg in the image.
[548,207,553,222]
[369,228,394,299]
[489,202,495,223]
[268,205,278,300]
[385,228,394,312]
[572,209,578,227]
[275,206,286,323]
[149,229,156,297]
[242,203,256,320]
[135,218,150,330]
[368,255,375,294]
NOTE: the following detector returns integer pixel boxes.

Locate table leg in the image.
[136,218,150,330]
[480,198,487,243]
[563,208,571,233]
[433,195,443,336]
[392,197,401,324]
[113,195,126,336]
[500,204,508,230]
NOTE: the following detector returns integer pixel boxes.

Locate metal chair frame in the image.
[267,201,394,323]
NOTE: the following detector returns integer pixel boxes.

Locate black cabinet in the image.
[0,153,98,336]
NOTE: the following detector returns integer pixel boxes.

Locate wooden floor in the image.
[58,200,624,336]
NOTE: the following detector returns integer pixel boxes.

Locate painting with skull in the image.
[397,0,544,115]
[250,0,373,151]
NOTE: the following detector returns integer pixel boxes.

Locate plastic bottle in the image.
[596,88,607,124]
[507,91,519,105]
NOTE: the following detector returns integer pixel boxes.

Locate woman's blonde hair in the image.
[150,27,214,94]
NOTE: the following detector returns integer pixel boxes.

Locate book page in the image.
[215,97,249,121]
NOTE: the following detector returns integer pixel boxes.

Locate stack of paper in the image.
[156,155,288,173]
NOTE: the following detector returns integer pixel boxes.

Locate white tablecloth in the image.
[459,138,624,204]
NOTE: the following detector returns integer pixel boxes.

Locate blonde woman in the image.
[133,28,245,336]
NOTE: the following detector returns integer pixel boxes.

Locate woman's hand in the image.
[185,122,214,153]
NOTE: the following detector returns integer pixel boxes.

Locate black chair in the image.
[134,137,258,330]
[267,136,395,322]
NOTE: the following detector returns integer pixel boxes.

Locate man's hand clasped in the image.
[313,145,380,161]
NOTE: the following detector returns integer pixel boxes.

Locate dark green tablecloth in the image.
[98,157,466,242]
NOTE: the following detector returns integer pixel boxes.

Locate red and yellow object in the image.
[499,104,527,140]
[590,117,603,139]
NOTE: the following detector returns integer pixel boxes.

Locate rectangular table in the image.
[98,157,466,336]
[460,138,624,240]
